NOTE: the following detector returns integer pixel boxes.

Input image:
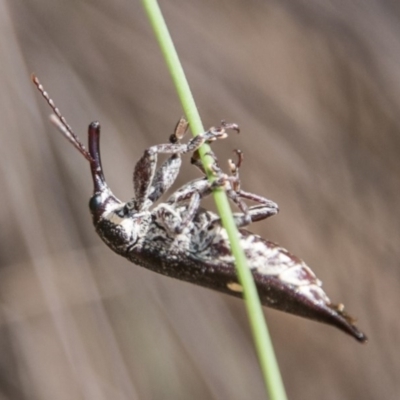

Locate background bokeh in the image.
[1,1,399,399]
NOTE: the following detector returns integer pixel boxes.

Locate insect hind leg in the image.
[220,150,279,228]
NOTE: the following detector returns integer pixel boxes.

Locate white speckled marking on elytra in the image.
[217,226,230,242]
[297,284,330,303]
[254,246,294,275]
[278,264,317,286]
[227,282,243,292]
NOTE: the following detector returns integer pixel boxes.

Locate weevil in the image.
[32,75,367,343]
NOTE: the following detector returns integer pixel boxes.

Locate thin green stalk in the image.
[141,1,287,399]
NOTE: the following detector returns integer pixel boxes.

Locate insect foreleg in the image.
[132,122,236,211]
[146,118,190,206]
[146,155,182,206]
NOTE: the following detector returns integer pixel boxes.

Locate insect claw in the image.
[221,120,240,134]
[204,128,228,142]
[233,149,244,168]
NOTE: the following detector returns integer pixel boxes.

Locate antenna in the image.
[31,74,94,163]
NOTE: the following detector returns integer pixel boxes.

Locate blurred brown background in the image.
[1,0,399,399]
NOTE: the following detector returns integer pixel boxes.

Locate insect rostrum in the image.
[32,75,367,343]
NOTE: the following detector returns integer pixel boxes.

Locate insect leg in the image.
[147,118,189,206]
[154,175,224,234]
[190,149,279,227]
[231,200,278,227]
[165,146,279,231]
[228,153,278,223]
[223,150,278,227]
[133,121,238,211]
[174,180,278,232]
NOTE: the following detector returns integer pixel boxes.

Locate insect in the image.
[32,75,367,343]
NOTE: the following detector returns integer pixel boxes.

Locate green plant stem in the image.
[141,1,287,399]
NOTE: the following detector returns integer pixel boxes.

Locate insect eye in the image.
[89,193,103,211]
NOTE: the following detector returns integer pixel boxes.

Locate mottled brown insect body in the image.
[32,75,367,343]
